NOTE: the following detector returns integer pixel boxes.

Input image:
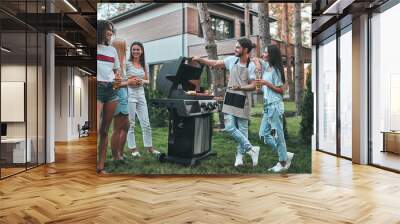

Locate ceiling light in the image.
[322,0,354,15]
[78,67,92,76]
[63,0,78,12]
[54,34,75,48]
[1,47,11,53]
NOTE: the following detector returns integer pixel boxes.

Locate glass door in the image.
[0,4,28,178]
[339,25,352,159]
[370,2,400,171]
[0,0,47,179]
[317,35,337,154]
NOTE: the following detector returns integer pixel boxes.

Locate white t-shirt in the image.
[97,44,120,82]
[223,56,256,80]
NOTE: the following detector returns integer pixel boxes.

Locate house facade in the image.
[110,3,312,90]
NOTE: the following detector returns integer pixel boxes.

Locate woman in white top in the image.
[97,20,121,174]
[125,42,159,157]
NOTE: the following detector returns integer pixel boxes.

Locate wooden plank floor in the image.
[1,136,400,224]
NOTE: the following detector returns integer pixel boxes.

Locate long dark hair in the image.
[97,20,114,46]
[267,45,285,84]
[129,41,146,69]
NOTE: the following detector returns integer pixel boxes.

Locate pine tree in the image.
[258,1,271,50]
[300,67,313,144]
[294,3,304,115]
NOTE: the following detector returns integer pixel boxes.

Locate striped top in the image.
[97,44,120,82]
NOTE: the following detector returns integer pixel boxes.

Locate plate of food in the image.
[186,90,197,95]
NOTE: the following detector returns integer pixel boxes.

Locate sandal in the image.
[131,151,141,158]
[96,168,107,174]
[129,148,141,158]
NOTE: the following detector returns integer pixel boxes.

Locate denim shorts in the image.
[114,87,129,116]
[97,81,119,103]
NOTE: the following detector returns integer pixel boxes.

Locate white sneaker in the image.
[246,146,260,167]
[234,153,244,167]
[285,152,294,170]
[131,151,141,158]
[268,162,285,172]
[148,149,161,155]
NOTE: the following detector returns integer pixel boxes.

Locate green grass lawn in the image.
[103,101,311,174]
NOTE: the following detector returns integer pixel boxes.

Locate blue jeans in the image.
[224,114,252,155]
[259,101,287,161]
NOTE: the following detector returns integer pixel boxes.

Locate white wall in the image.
[1,63,46,164]
[1,65,26,140]
[54,66,68,141]
[186,33,204,45]
[54,67,89,141]
[71,74,89,138]
[144,35,185,64]
[1,65,38,136]
[114,3,183,30]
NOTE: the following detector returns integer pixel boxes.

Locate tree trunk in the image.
[197,3,226,128]
[284,4,294,100]
[244,3,256,107]
[244,4,251,38]
[258,1,271,52]
[275,4,283,40]
[294,3,303,115]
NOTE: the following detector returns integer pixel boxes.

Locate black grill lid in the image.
[156,57,204,98]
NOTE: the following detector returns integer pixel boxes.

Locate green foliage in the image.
[283,115,289,141]
[144,87,168,128]
[104,103,311,174]
[300,72,313,144]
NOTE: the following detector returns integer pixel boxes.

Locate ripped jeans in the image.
[224,114,253,155]
[259,101,288,162]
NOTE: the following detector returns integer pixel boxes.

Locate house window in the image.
[199,15,234,40]
[240,16,254,37]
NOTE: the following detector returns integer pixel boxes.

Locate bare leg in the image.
[97,101,103,134]
[97,101,117,171]
[111,114,129,160]
[118,116,129,159]
[111,115,122,160]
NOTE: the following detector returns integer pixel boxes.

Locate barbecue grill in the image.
[151,57,219,166]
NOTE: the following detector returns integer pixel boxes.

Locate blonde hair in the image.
[111,38,127,74]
